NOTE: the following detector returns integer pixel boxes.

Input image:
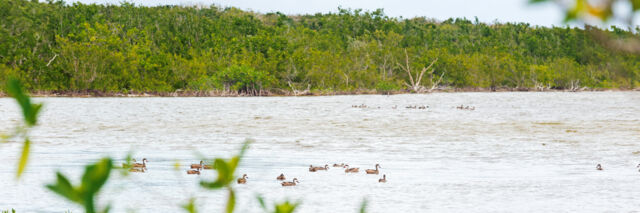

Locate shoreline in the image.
[0,87,637,98]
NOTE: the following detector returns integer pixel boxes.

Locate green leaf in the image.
[16,139,30,179]
[100,204,111,213]
[359,198,368,213]
[182,198,198,213]
[274,201,299,213]
[46,158,113,213]
[199,179,226,189]
[200,159,230,189]
[201,140,252,189]
[632,0,640,11]
[256,195,267,211]
[214,158,231,180]
[7,78,41,127]
[80,158,113,195]
[46,172,81,203]
[225,188,236,213]
[119,154,133,176]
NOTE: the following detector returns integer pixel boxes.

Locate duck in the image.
[129,167,146,173]
[133,158,147,168]
[596,164,603,170]
[277,173,286,180]
[190,160,203,169]
[187,167,201,175]
[309,165,327,172]
[190,160,213,169]
[344,165,359,173]
[315,164,329,171]
[237,174,248,184]
[365,164,381,174]
[281,178,299,186]
[333,163,345,167]
[378,174,387,183]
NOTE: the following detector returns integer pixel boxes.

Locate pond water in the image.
[1,92,640,212]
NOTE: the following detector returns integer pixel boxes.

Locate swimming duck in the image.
[129,167,146,173]
[596,164,603,170]
[187,167,201,175]
[237,174,248,184]
[190,160,213,169]
[281,178,299,186]
[316,164,329,171]
[277,173,286,180]
[378,174,387,183]
[333,163,345,167]
[309,165,327,172]
[344,165,359,173]
[190,161,203,169]
[365,164,381,174]
[133,158,147,168]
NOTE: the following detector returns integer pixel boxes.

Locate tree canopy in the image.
[1,0,639,95]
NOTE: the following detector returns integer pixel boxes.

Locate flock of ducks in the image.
[255,163,387,186]
[306,163,386,183]
[405,105,428,109]
[456,105,476,110]
[354,104,474,111]
[352,104,369,108]
[354,104,427,110]
[124,159,387,186]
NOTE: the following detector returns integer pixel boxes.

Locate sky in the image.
[68,0,639,28]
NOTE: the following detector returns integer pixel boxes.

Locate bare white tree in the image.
[397,49,442,92]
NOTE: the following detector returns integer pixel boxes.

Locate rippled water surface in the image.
[1,92,640,212]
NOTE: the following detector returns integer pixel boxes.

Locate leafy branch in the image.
[199,141,250,213]
[46,158,114,213]
[2,78,43,179]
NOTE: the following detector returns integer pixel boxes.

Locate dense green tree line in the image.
[1,0,639,95]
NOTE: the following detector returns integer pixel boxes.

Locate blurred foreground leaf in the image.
[200,140,251,213]
[4,78,42,180]
[274,201,299,213]
[359,198,367,213]
[182,198,198,213]
[16,139,30,178]
[256,195,299,213]
[7,78,42,127]
[226,188,236,213]
[47,158,113,213]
